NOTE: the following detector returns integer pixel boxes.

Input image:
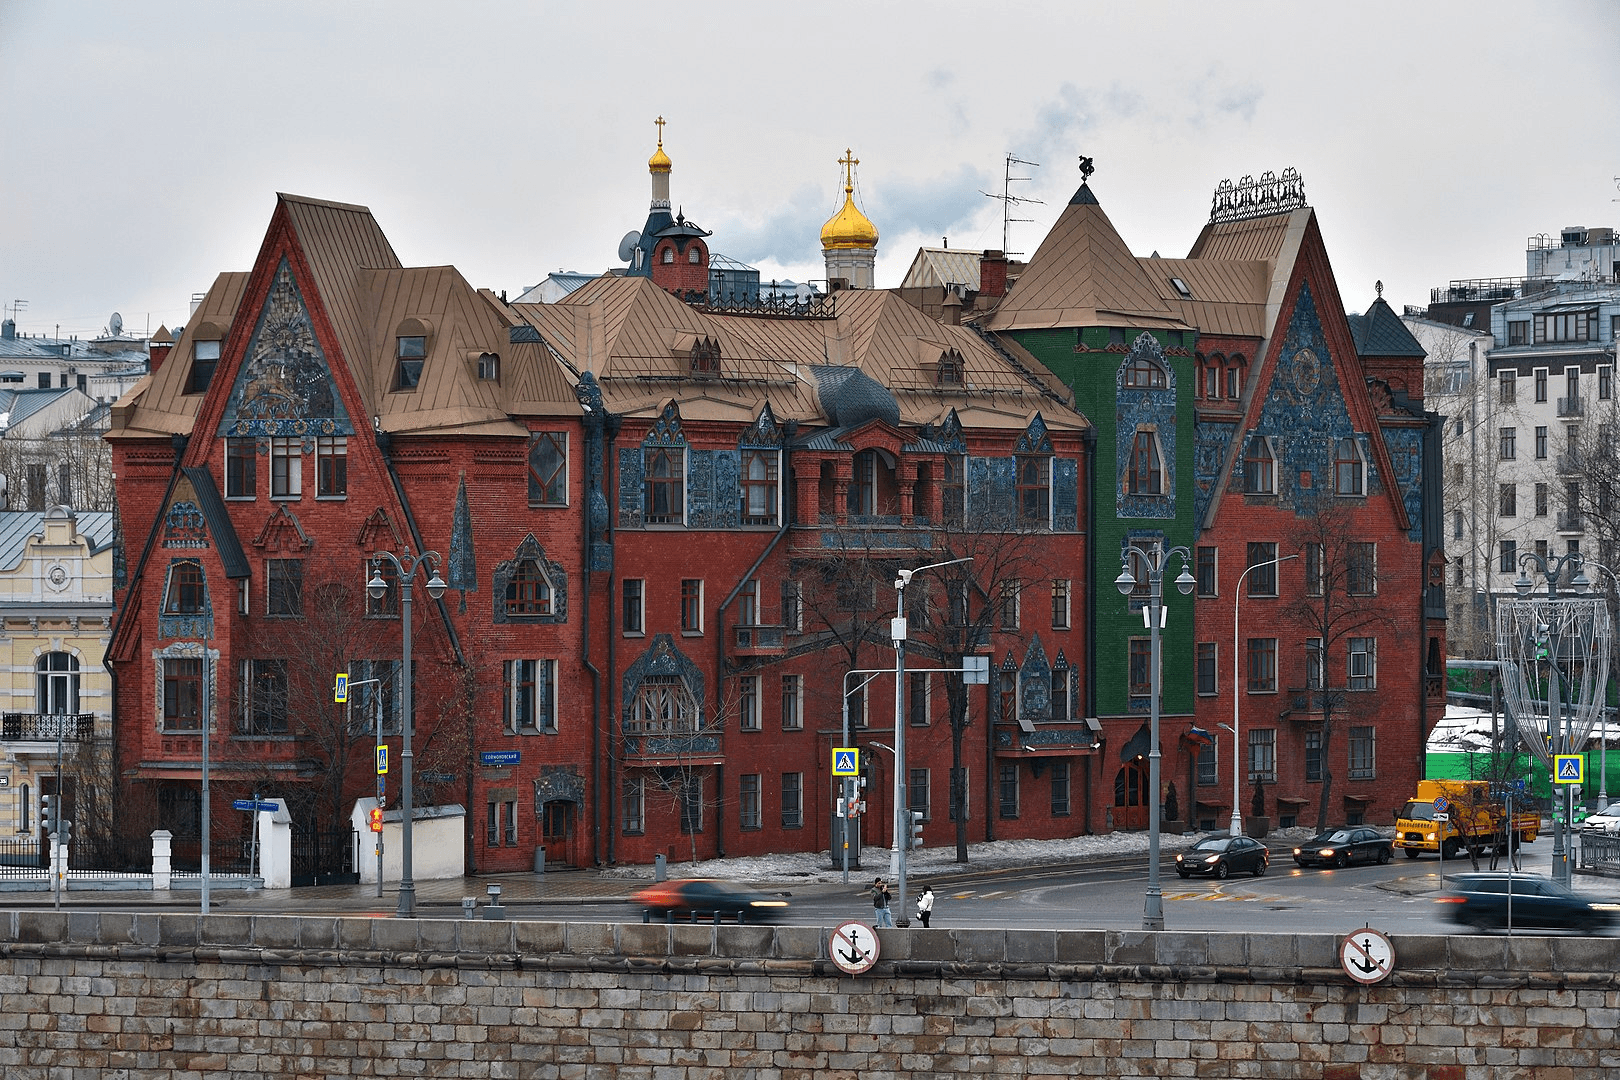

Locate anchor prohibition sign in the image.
[829,921,880,975]
[1338,926,1395,985]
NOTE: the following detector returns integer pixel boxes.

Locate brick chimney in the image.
[979,250,1008,298]
[147,325,174,372]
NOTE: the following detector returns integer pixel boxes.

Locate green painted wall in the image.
[1007,327,1198,719]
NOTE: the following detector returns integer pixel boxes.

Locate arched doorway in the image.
[1114,761,1150,831]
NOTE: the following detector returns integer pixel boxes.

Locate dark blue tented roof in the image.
[810,365,900,429]
[1350,296,1426,358]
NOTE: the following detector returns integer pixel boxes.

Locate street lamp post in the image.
[1504,550,1608,887]
[1114,544,1195,931]
[1230,553,1298,837]
[368,548,447,918]
[890,557,971,928]
[1582,561,1619,813]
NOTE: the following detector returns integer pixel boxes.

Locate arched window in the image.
[504,559,552,616]
[661,247,675,265]
[1203,354,1224,400]
[644,447,684,523]
[1123,355,1167,389]
[36,652,79,714]
[740,449,778,525]
[688,247,701,265]
[1243,436,1276,495]
[1016,455,1052,525]
[1127,429,1163,495]
[1227,356,1246,400]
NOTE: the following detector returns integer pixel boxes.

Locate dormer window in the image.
[690,337,720,374]
[187,331,221,395]
[476,352,499,381]
[395,334,425,390]
[1123,355,1167,388]
[936,350,964,386]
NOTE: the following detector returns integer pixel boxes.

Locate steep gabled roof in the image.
[107,271,250,438]
[986,184,1186,332]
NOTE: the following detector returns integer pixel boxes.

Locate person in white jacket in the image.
[916,886,934,928]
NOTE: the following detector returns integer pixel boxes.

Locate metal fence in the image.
[1578,830,1620,873]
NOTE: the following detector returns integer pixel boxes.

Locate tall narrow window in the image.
[1498,370,1515,403]
[1050,662,1068,721]
[942,454,965,526]
[1227,357,1246,399]
[1499,539,1517,573]
[781,773,803,828]
[1348,726,1375,779]
[1196,643,1217,696]
[680,579,703,633]
[1243,436,1276,494]
[528,432,568,506]
[239,659,288,735]
[504,659,557,733]
[998,668,1016,723]
[395,335,425,390]
[1305,638,1324,691]
[164,560,206,614]
[736,578,758,626]
[998,765,1020,819]
[188,339,221,394]
[908,672,929,727]
[1348,543,1377,595]
[364,558,399,617]
[1016,455,1052,524]
[36,653,80,714]
[738,675,760,731]
[847,450,877,516]
[1304,543,1323,596]
[1051,579,1071,629]
[316,436,347,497]
[644,447,684,524]
[1129,639,1153,698]
[740,449,779,525]
[1535,426,1548,459]
[1334,437,1364,496]
[1305,729,1323,782]
[1247,638,1278,693]
[1196,546,1217,597]
[225,439,256,499]
[267,559,303,617]
[781,579,802,634]
[163,658,203,732]
[1499,483,1517,517]
[781,674,803,730]
[270,438,301,498]
[1127,430,1162,495]
[1535,484,1549,517]
[1050,762,1071,815]
[1248,728,1276,782]
[1348,638,1376,691]
[1246,542,1279,596]
[622,776,645,834]
[1499,427,1516,460]
[1534,368,1547,402]
[57,464,71,508]
[739,774,761,830]
[25,463,45,511]
[999,581,1020,630]
[622,578,644,635]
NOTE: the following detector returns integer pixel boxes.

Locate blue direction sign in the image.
[233,800,279,812]
[832,748,859,777]
[1555,754,1584,784]
[481,750,520,767]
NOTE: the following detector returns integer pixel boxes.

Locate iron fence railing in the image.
[0,713,96,742]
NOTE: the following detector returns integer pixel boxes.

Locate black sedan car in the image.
[1174,834,1268,879]
[1437,872,1620,934]
[1293,827,1394,868]
[631,879,790,923]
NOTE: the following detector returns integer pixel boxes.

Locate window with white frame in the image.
[740,449,779,526]
[225,439,256,499]
[1016,454,1052,525]
[504,659,557,733]
[680,579,703,633]
[1051,579,1071,629]
[1348,638,1376,691]
[1196,642,1217,696]
[781,772,803,828]
[528,431,568,507]
[999,580,1020,629]
[36,652,80,714]
[1334,437,1364,496]
[781,674,803,730]
[644,446,684,524]
[238,659,288,735]
[270,438,301,498]
[1247,638,1278,693]
[316,436,347,497]
[909,768,931,820]
[1127,428,1163,496]
[737,675,760,731]
[1244,435,1276,494]
[1305,638,1324,691]
[622,578,644,635]
[1348,725,1375,779]
[622,776,645,834]
[1247,728,1276,783]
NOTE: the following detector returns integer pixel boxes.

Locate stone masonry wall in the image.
[1,911,1617,1078]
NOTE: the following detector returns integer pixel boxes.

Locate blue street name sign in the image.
[480,750,520,767]
[234,800,279,812]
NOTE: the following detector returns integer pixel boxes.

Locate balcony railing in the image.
[1,713,95,742]
[1557,512,1586,532]
[1558,452,1584,474]
[734,624,785,650]
[1558,396,1586,417]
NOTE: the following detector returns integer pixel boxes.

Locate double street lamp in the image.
[367,548,446,918]
[1115,544,1195,931]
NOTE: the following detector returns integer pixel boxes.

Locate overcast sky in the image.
[3,1,1617,342]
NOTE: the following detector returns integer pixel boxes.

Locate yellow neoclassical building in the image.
[0,507,116,854]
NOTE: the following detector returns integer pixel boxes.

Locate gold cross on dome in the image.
[654,116,665,146]
[839,148,859,190]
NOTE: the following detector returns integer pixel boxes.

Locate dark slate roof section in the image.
[0,511,117,570]
[1069,183,1100,206]
[810,365,900,429]
[509,325,543,344]
[793,427,855,452]
[1350,296,1427,358]
[181,466,251,579]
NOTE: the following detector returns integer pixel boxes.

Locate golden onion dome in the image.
[648,116,672,173]
[820,149,878,250]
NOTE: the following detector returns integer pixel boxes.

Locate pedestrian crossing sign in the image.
[1555,754,1583,785]
[833,748,859,777]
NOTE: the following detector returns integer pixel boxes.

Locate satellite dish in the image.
[109,312,123,337]
[617,231,642,263]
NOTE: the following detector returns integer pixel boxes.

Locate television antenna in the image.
[980,153,1042,256]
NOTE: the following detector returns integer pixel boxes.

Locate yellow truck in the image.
[1394,779,1541,859]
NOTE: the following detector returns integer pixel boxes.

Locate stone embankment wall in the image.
[1,910,1617,1078]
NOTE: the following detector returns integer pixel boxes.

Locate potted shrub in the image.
[1162,781,1186,835]
[1245,777,1271,839]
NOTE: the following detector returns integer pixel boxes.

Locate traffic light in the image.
[57,818,71,846]
[908,809,924,850]
[368,807,385,833]
[40,794,55,836]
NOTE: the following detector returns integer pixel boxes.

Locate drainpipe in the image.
[1082,424,1098,836]
[374,429,471,871]
[603,418,620,865]
[578,386,616,867]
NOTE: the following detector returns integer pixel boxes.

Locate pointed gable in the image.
[987,184,1186,332]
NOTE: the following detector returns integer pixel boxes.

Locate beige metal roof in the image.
[512,277,1084,433]
[899,248,985,290]
[107,271,250,439]
[986,187,1184,332]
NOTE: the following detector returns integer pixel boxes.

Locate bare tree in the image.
[1282,497,1399,832]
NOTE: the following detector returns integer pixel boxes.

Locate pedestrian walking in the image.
[916,886,934,928]
[869,877,893,927]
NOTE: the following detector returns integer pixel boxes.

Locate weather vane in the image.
[1078,155,1095,182]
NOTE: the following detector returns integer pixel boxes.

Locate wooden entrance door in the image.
[541,801,573,866]
[1114,761,1149,831]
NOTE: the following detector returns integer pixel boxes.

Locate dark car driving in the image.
[1437,872,1620,934]
[1174,834,1268,879]
[631,879,790,923]
[1293,826,1394,868]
